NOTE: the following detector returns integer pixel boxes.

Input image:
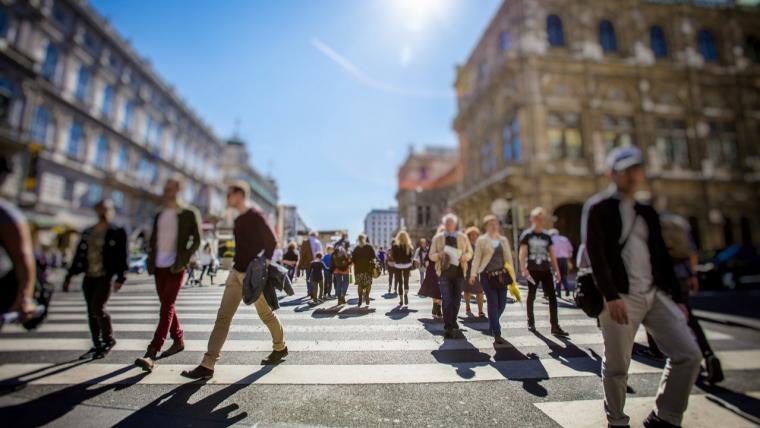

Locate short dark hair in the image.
[315,252,323,259]
[227,179,250,198]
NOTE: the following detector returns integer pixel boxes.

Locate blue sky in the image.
[90,0,500,238]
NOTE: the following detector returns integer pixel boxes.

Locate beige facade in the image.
[451,0,760,252]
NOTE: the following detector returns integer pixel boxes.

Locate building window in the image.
[75,66,91,102]
[31,106,51,145]
[655,119,689,168]
[137,158,157,184]
[746,36,760,64]
[417,206,424,226]
[41,43,59,82]
[95,135,109,169]
[101,84,114,118]
[547,14,565,47]
[184,181,195,204]
[650,26,668,58]
[67,121,83,159]
[51,3,72,31]
[481,140,496,174]
[706,122,738,167]
[82,29,99,54]
[599,20,618,53]
[698,29,718,63]
[547,112,582,159]
[478,61,487,81]
[0,8,8,38]
[111,190,124,212]
[602,115,635,153]
[419,166,428,180]
[499,31,510,52]
[117,145,129,171]
[502,116,522,162]
[122,100,134,131]
[63,177,75,202]
[87,183,102,206]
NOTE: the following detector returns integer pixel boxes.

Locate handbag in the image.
[372,259,381,279]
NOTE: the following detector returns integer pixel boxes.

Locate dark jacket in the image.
[584,190,683,303]
[351,244,376,275]
[391,244,413,265]
[66,224,128,284]
[147,204,202,274]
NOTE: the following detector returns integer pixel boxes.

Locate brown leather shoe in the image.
[159,339,185,359]
[181,365,214,380]
[135,348,158,372]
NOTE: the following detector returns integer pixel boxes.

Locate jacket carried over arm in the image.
[147,204,202,275]
[428,232,473,276]
[470,234,513,279]
[584,192,683,303]
[66,224,129,284]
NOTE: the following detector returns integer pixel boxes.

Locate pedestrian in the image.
[429,213,473,339]
[282,241,299,282]
[0,155,38,322]
[181,181,287,380]
[377,247,386,275]
[549,228,574,298]
[332,246,351,305]
[470,215,513,345]
[323,245,334,298]
[135,177,202,371]
[309,252,327,302]
[351,234,376,308]
[519,207,569,337]
[197,242,214,287]
[463,226,485,318]
[334,232,351,253]
[272,243,284,264]
[413,239,429,285]
[391,231,414,306]
[298,238,313,296]
[584,146,702,428]
[63,199,127,359]
[386,239,396,294]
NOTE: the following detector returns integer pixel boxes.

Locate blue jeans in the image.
[324,270,333,295]
[333,274,349,297]
[480,273,508,336]
[438,275,464,330]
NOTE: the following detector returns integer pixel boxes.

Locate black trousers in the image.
[82,276,113,347]
[526,270,559,328]
[395,268,410,294]
[388,267,396,290]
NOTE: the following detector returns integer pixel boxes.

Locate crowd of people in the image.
[0,145,725,427]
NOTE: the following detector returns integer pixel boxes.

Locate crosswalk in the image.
[1,273,759,426]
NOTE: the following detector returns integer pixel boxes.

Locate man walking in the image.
[182,181,287,380]
[584,146,701,428]
[549,229,573,298]
[135,178,201,371]
[63,199,128,359]
[519,207,568,337]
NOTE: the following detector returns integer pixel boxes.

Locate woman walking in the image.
[197,243,214,286]
[463,226,485,318]
[386,239,396,294]
[298,239,313,297]
[282,242,299,282]
[470,215,514,344]
[413,238,429,285]
[418,229,443,318]
[391,231,414,306]
[351,234,376,308]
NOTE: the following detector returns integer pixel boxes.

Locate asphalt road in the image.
[0,271,758,427]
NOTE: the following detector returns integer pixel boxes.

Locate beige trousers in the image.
[599,289,701,426]
[201,270,285,369]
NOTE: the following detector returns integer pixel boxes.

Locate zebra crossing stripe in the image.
[0,330,733,352]
[1,350,758,386]
[534,393,758,428]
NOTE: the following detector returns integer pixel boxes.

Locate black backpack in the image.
[333,249,349,270]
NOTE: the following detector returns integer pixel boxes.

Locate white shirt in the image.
[619,198,654,295]
[155,208,178,268]
[272,248,283,263]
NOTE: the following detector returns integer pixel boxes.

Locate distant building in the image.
[220,137,278,226]
[451,0,760,252]
[277,204,308,245]
[396,146,461,243]
[0,0,226,236]
[364,207,398,249]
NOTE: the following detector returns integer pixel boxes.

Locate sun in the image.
[387,0,454,32]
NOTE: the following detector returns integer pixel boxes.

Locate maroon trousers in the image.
[149,268,185,351]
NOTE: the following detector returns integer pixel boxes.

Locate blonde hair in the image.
[530,206,545,220]
[394,230,413,254]
[465,226,480,237]
[482,214,498,227]
[357,233,367,245]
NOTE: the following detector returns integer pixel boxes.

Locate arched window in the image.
[75,66,90,102]
[67,121,83,159]
[698,30,718,63]
[599,20,618,53]
[95,135,109,169]
[117,145,129,171]
[499,31,510,52]
[101,84,114,117]
[547,14,565,47]
[31,106,51,144]
[650,26,668,58]
[41,43,59,81]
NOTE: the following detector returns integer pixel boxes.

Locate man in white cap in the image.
[582,146,701,428]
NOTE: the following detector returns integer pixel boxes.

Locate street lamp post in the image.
[490,194,519,269]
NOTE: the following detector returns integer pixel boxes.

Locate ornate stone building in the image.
[396,146,461,243]
[221,137,279,227]
[0,0,228,234]
[451,0,760,253]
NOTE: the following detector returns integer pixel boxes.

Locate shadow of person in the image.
[278,296,309,307]
[112,366,275,427]
[337,307,376,319]
[0,358,93,395]
[381,293,397,299]
[385,307,418,321]
[530,329,602,377]
[696,378,760,424]
[311,307,340,319]
[491,339,549,397]
[0,365,148,426]
[430,336,491,379]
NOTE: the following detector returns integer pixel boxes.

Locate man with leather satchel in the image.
[583,146,701,428]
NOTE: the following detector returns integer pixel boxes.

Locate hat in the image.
[606,146,644,172]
